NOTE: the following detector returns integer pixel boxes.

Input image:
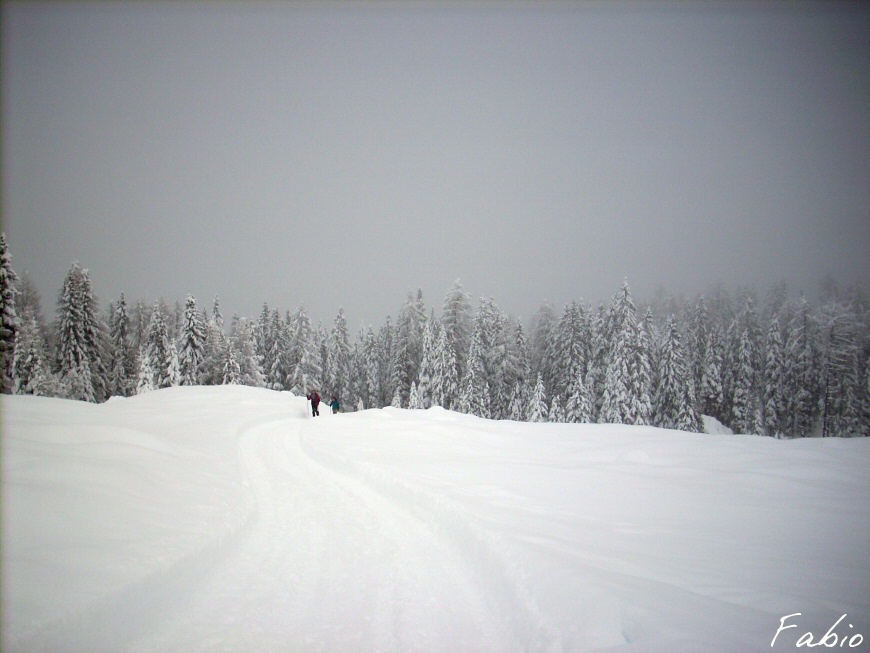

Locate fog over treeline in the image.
[2,234,868,438]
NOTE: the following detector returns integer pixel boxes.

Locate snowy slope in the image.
[2,386,869,652]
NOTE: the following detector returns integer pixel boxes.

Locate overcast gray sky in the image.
[3,1,869,328]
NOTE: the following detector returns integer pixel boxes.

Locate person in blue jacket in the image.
[330,396,340,414]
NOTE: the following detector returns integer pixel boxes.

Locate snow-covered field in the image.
[2,386,869,652]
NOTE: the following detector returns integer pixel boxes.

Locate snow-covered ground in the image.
[2,386,868,652]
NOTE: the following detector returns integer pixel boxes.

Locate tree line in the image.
[1,234,868,437]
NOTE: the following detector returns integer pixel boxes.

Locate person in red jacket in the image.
[307,390,321,417]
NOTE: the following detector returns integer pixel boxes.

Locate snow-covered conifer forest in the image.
[2,233,868,437]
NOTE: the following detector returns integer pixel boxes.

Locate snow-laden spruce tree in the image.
[586,304,609,421]
[528,373,548,422]
[530,303,557,397]
[107,294,136,396]
[287,305,322,394]
[355,326,380,410]
[417,317,437,408]
[455,322,490,418]
[264,309,289,390]
[475,298,513,419]
[627,317,654,425]
[819,303,861,437]
[688,296,709,404]
[0,233,19,393]
[138,304,178,391]
[136,347,156,394]
[230,317,265,387]
[178,295,206,386]
[545,303,580,403]
[565,369,592,423]
[254,304,275,384]
[599,322,632,424]
[507,382,527,421]
[699,326,725,422]
[409,381,422,409]
[549,395,565,423]
[653,316,700,432]
[222,341,241,385]
[762,315,786,438]
[434,321,458,409]
[378,318,395,407]
[441,279,473,380]
[600,280,643,425]
[784,296,819,437]
[12,315,53,395]
[730,321,761,435]
[390,292,425,407]
[56,263,108,402]
[327,308,351,401]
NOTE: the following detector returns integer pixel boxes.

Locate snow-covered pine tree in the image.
[699,326,725,422]
[390,384,402,408]
[819,303,861,437]
[136,346,156,394]
[762,315,786,438]
[547,302,588,406]
[327,308,351,401]
[359,326,380,409]
[230,317,265,387]
[441,279,472,380]
[255,303,275,384]
[565,369,592,423]
[599,320,632,424]
[455,322,490,418]
[783,296,819,437]
[530,303,557,396]
[0,233,19,393]
[287,305,322,395]
[599,281,638,425]
[178,295,207,386]
[378,317,395,407]
[107,294,136,396]
[265,309,289,390]
[653,316,700,432]
[549,395,565,423]
[211,296,224,332]
[416,316,437,408]
[56,263,108,402]
[222,340,241,385]
[627,317,653,426]
[528,373,548,422]
[409,381,422,409]
[730,320,761,435]
[139,303,177,390]
[688,296,709,410]
[508,382,527,421]
[478,299,511,419]
[390,293,425,408]
[12,315,52,395]
[166,340,181,387]
[586,304,609,421]
[433,320,457,409]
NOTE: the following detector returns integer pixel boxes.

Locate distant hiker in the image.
[330,396,340,414]
[307,390,321,417]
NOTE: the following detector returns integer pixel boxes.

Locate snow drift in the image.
[2,386,869,652]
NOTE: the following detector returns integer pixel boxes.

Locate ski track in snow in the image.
[125,416,535,653]
[5,389,869,653]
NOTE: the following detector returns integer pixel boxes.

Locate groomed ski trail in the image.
[128,414,537,653]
